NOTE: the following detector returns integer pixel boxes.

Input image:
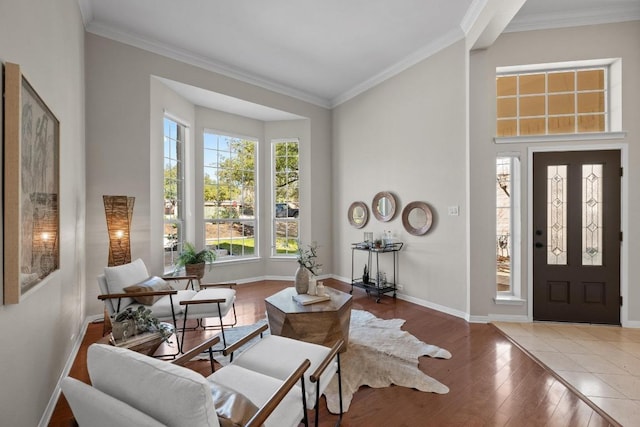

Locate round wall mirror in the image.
[402,201,433,235]
[348,201,369,228]
[372,191,397,222]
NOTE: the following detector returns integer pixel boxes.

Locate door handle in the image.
[535,242,544,248]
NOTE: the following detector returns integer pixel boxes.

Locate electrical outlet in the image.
[396,284,403,290]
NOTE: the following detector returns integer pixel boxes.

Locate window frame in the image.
[496,154,521,300]
[202,129,258,262]
[495,58,623,144]
[163,116,186,271]
[271,139,300,258]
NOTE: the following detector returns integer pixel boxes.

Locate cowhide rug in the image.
[323,309,451,413]
[205,309,451,413]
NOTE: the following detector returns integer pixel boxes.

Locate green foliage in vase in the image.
[174,242,216,270]
[113,306,174,342]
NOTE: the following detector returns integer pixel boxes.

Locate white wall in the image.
[85,33,332,315]
[469,21,640,323]
[0,0,86,425]
[332,40,469,313]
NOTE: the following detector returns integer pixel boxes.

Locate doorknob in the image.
[535,242,544,248]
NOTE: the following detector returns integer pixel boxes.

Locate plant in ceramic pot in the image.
[111,306,174,342]
[174,242,216,279]
[295,242,322,294]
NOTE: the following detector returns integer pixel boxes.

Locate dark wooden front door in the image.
[533,150,621,324]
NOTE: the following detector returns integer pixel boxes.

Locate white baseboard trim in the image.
[38,315,99,427]
[396,293,469,321]
[468,315,490,323]
[488,314,530,323]
[331,274,470,321]
[622,320,640,328]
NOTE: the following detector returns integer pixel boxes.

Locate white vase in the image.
[294,266,309,294]
[308,276,317,295]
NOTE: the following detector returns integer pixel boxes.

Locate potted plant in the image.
[174,242,216,279]
[111,306,174,343]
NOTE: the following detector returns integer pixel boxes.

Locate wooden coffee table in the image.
[265,286,352,352]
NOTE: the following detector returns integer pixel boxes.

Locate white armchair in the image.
[97,258,236,356]
[224,324,344,426]
[62,342,310,427]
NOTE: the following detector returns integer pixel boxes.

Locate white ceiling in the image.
[80,0,640,113]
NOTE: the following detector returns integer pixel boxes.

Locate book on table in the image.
[292,293,331,305]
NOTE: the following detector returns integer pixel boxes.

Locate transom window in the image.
[497,66,607,136]
[203,131,257,260]
[272,140,299,256]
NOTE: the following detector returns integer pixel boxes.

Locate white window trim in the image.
[495,58,623,141]
[162,115,188,273]
[495,154,522,302]
[201,128,259,261]
[271,138,300,258]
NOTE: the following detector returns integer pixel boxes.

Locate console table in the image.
[350,242,403,302]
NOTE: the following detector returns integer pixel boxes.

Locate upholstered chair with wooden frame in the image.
[97,258,236,356]
[224,324,345,427]
[62,339,311,427]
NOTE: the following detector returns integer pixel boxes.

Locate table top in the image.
[265,286,352,314]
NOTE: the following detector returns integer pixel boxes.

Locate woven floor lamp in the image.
[103,195,135,267]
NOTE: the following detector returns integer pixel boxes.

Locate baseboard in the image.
[396,293,469,320]
[467,315,490,323]
[38,315,99,427]
[332,274,469,321]
[488,314,530,323]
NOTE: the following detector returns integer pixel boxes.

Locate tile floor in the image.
[493,321,640,426]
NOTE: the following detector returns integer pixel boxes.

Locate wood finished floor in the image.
[49,279,614,427]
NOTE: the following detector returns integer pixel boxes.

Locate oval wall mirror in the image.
[372,191,397,222]
[348,201,369,228]
[402,201,433,235]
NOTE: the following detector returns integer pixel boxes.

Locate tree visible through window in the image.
[203,131,257,259]
[273,140,299,256]
[496,156,520,295]
[163,117,185,270]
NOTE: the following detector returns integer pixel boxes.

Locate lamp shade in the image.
[103,195,135,266]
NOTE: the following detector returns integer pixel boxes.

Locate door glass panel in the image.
[582,164,603,266]
[547,165,567,265]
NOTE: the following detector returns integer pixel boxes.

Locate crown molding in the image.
[77,0,93,26]
[461,0,488,35]
[504,6,640,33]
[85,21,332,109]
[331,27,465,107]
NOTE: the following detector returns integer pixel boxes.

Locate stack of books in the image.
[292,293,331,305]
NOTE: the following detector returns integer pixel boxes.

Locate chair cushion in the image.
[103,258,150,310]
[182,288,236,318]
[88,343,220,427]
[232,335,337,408]
[208,364,303,427]
[126,290,197,321]
[61,377,165,427]
[124,276,173,305]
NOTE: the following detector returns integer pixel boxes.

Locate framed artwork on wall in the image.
[3,62,60,304]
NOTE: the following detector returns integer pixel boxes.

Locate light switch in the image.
[448,206,459,216]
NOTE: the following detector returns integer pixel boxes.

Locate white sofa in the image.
[62,341,310,427]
